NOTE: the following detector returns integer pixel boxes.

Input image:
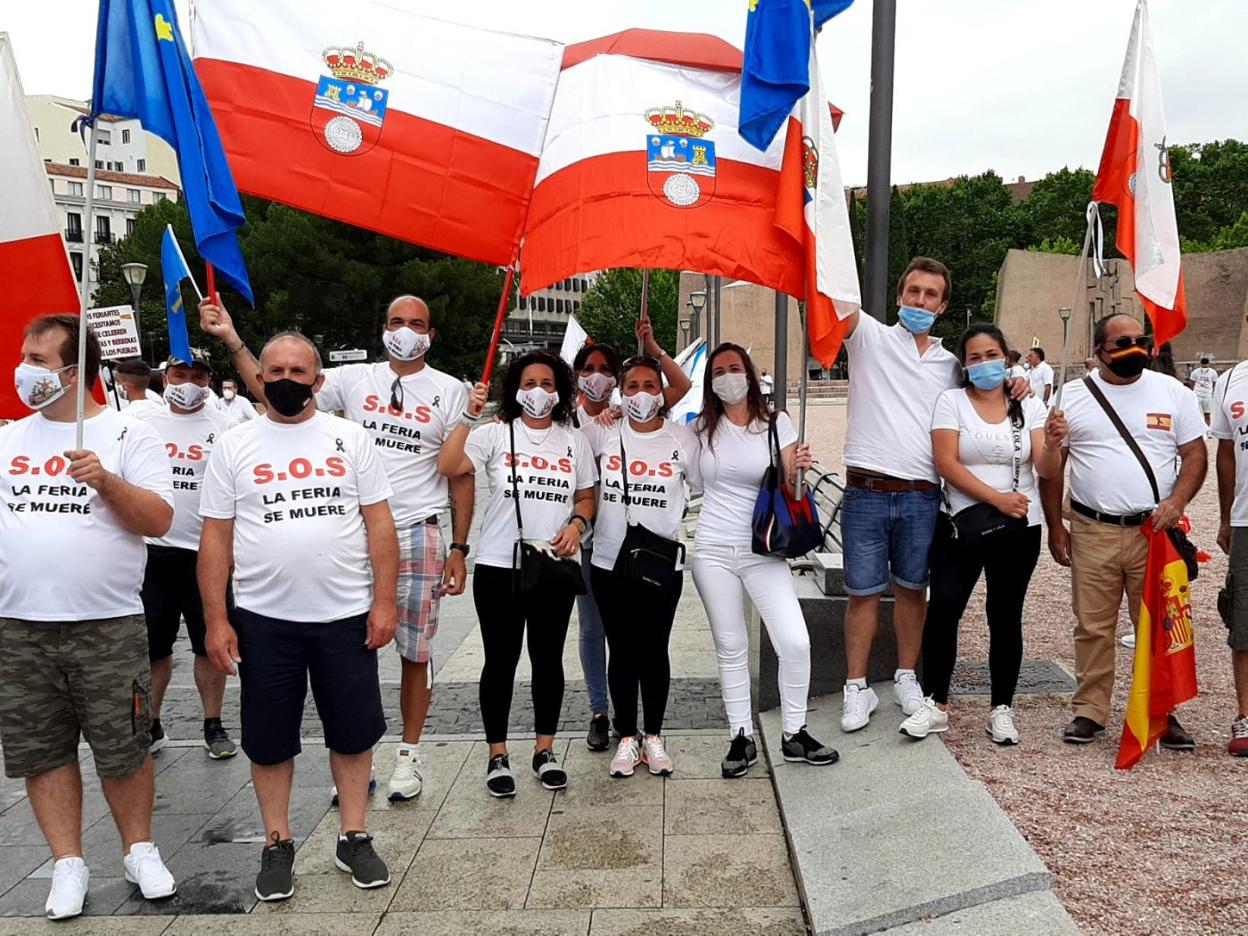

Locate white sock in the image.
[397,742,418,757]
[847,677,868,690]
[894,668,915,682]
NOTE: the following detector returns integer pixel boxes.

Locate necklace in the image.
[519,421,555,447]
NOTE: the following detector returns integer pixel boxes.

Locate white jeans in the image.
[691,543,811,736]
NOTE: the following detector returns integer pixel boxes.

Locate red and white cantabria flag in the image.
[190,0,562,266]
[0,33,82,419]
[1093,0,1186,348]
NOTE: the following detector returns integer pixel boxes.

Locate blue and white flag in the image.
[161,225,197,365]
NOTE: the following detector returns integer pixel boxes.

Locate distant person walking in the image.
[1027,348,1054,404]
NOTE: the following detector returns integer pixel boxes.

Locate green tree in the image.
[577,269,679,354]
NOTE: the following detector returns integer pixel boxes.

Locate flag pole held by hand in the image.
[481,263,518,386]
[637,268,651,356]
[1054,202,1103,411]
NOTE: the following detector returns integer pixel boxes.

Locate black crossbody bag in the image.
[947,415,1029,542]
[509,421,586,596]
[611,430,685,590]
[1082,376,1200,580]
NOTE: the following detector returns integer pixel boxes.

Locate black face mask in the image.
[264,378,315,417]
[1104,350,1150,379]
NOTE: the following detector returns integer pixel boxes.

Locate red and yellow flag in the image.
[1116,526,1198,769]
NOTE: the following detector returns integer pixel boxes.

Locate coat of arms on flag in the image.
[644,101,716,209]
[310,42,391,156]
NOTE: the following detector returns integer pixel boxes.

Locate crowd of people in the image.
[1,255,1245,920]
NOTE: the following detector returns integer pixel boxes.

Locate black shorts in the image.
[232,606,386,766]
[141,545,207,660]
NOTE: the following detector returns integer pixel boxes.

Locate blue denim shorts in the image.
[840,485,941,595]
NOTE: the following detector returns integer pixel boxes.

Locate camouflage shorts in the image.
[0,615,152,779]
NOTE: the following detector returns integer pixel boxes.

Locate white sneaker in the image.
[388,745,424,801]
[641,735,674,776]
[123,842,176,900]
[45,857,88,920]
[1120,632,1137,649]
[893,671,925,715]
[841,683,879,732]
[987,705,1019,745]
[899,697,949,739]
[609,736,641,778]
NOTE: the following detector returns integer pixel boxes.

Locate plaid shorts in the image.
[394,521,445,664]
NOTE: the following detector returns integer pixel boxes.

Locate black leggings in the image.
[922,516,1042,707]
[473,564,577,744]
[590,565,683,737]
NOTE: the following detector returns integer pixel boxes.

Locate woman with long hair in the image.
[438,350,597,796]
[691,343,838,778]
[899,323,1063,744]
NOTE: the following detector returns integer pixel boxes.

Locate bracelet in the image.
[226,341,244,355]
[459,412,484,429]
[569,513,592,532]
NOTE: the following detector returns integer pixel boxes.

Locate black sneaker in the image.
[721,728,758,779]
[1159,714,1195,751]
[1062,716,1106,744]
[532,749,568,790]
[587,713,610,752]
[149,719,167,755]
[254,832,295,902]
[781,726,839,766]
[486,754,516,798]
[334,831,390,889]
[203,720,238,760]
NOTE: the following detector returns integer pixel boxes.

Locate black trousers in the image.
[473,564,576,744]
[922,516,1042,707]
[591,565,683,737]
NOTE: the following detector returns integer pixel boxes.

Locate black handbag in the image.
[751,414,823,558]
[508,421,586,595]
[611,430,685,590]
[947,415,1029,542]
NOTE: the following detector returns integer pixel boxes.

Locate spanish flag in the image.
[1116,525,1198,769]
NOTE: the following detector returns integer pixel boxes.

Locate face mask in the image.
[898,305,937,335]
[14,362,71,411]
[223,388,236,401]
[516,386,558,419]
[164,381,209,410]
[711,372,749,405]
[577,372,615,403]
[966,359,1007,390]
[625,390,662,423]
[1104,347,1150,379]
[382,326,431,362]
[264,377,316,417]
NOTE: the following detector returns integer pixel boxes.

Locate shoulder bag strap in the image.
[618,427,633,524]
[508,420,525,538]
[1011,415,1022,493]
[767,412,781,490]
[1082,375,1160,505]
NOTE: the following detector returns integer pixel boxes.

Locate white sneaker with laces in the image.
[641,735,674,776]
[899,697,949,739]
[388,745,424,801]
[45,856,88,920]
[841,683,879,732]
[1120,631,1137,649]
[987,704,1020,745]
[610,736,641,778]
[893,671,925,715]
[123,842,176,899]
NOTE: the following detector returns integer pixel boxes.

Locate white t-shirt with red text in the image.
[1212,362,1248,526]
[579,419,701,570]
[465,420,597,570]
[199,411,393,622]
[695,412,797,548]
[0,408,174,621]
[133,403,232,550]
[317,362,467,527]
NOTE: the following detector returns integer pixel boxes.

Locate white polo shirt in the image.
[1028,361,1054,399]
[1212,363,1248,526]
[843,313,961,482]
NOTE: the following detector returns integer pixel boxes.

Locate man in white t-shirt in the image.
[199,331,398,900]
[1212,355,1248,756]
[1040,313,1206,747]
[0,314,178,918]
[109,357,163,418]
[1027,348,1054,404]
[199,293,470,803]
[131,349,236,761]
[217,377,257,426]
[1190,357,1218,428]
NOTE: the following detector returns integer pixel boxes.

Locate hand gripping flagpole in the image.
[1053,202,1104,412]
[480,261,518,386]
[73,119,101,450]
[637,268,651,356]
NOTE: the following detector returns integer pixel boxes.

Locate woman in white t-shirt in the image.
[899,323,1064,745]
[438,351,597,798]
[579,356,701,779]
[691,343,838,778]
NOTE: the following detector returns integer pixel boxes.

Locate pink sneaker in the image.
[641,735,674,776]
[609,736,641,778]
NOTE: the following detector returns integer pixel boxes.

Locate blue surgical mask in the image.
[966,359,1007,390]
[898,305,936,335]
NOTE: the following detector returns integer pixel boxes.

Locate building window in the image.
[537,296,546,312]
[98,129,111,145]
[68,181,83,196]
[70,253,84,281]
[122,128,131,144]
[556,298,564,314]
[137,158,146,172]
[518,295,527,310]
[126,218,136,237]
[95,160,103,169]
[127,188,140,203]
[97,185,112,200]
[65,212,83,243]
[153,192,166,202]
[49,179,55,195]
[95,216,112,244]
[68,157,79,166]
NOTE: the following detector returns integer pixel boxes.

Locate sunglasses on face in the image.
[1100,335,1154,353]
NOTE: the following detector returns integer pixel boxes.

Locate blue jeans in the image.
[577,546,609,714]
[840,485,941,595]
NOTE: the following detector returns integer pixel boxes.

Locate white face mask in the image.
[14,362,71,411]
[383,326,431,362]
[624,390,662,423]
[164,381,209,410]
[711,372,749,405]
[222,388,236,401]
[577,372,615,403]
[516,386,558,420]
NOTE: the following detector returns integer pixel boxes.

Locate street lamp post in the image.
[120,262,148,360]
[679,317,691,348]
[687,289,707,343]
[1054,305,1074,409]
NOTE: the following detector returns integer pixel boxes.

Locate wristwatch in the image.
[449,542,471,557]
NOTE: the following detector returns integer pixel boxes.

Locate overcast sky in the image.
[5,0,1246,186]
